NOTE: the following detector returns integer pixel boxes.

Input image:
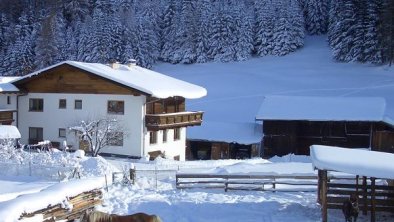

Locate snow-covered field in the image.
[0,152,391,222]
[1,36,394,222]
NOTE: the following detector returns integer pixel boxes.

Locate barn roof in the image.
[255,96,391,125]
[11,61,207,99]
[310,145,394,180]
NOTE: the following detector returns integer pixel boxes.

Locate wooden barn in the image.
[185,122,262,160]
[255,96,394,157]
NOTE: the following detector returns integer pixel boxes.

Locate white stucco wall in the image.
[17,93,145,157]
[0,94,18,126]
[144,127,186,161]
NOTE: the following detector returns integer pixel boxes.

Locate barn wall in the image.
[262,120,385,157]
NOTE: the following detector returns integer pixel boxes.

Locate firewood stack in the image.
[20,189,103,222]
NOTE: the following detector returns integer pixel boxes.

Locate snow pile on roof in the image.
[14,61,207,99]
[0,77,19,93]
[188,121,262,144]
[0,177,105,222]
[256,96,387,122]
[310,145,394,179]
[0,126,21,139]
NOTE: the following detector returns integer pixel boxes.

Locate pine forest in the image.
[0,0,393,76]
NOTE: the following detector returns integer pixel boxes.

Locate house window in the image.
[7,96,11,105]
[150,131,157,144]
[59,128,66,138]
[29,98,44,112]
[163,130,167,143]
[29,127,43,144]
[107,100,124,115]
[107,132,123,146]
[75,100,82,109]
[174,128,181,141]
[59,99,66,109]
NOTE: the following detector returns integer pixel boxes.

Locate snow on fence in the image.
[175,173,320,192]
[0,162,76,180]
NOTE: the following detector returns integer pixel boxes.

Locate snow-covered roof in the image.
[0,77,20,93]
[256,96,388,123]
[12,61,207,99]
[0,125,21,139]
[310,145,394,179]
[188,121,262,144]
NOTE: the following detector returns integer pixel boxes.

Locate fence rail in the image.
[176,173,319,192]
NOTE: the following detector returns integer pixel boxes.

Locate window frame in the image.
[174,128,181,141]
[29,127,43,144]
[59,99,67,109]
[58,128,66,138]
[29,98,44,112]
[107,132,124,146]
[107,100,125,115]
[74,100,82,110]
[149,131,158,144]
[163,129,168,143]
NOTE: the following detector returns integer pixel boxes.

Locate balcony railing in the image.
[145,111,204,131]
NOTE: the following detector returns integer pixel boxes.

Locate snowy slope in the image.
[155,36,394,143]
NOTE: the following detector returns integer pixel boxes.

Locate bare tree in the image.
[69,116,127,157]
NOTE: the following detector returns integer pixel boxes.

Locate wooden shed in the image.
[255,96,394,157]
[310,145,394,222]
[185,121,262,160]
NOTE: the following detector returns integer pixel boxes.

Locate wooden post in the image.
[371,177,376,222]
[320,170,328,222]
[362,176,368,215]
[317,170,322,204]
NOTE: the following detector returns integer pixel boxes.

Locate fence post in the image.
[362,176,368,215]
[130,165,136,185]
[320,170,328,222]
[371,177,376,222]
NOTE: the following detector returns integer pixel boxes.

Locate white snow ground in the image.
[1,36,394,221]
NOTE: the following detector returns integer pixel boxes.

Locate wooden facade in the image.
[262,120,394,157]
[13,64,144,95]
[186,140,260,160]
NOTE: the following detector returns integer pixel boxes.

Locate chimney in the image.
[127,59,137,68]
[109,59,120,69]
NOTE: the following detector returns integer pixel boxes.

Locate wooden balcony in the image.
[0,110,15,125]
[145,111,204,131]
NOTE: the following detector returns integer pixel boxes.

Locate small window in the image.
[75,100,82,109]
[29,98,44,112]
[59,128,66,138]
[163,130,167,143]
[29,127,43,144]
[7,96,11,105]
[174,128,181,141]
[59,99,66,109]
[107,132,123,146]
[107,100,124,114]
[150,131,157,144]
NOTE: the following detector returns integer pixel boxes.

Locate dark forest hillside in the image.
[0,0,393,76]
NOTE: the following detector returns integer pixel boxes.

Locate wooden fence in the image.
[19,189,102,222]
[318,170,394,222]
[176,173,318,192]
